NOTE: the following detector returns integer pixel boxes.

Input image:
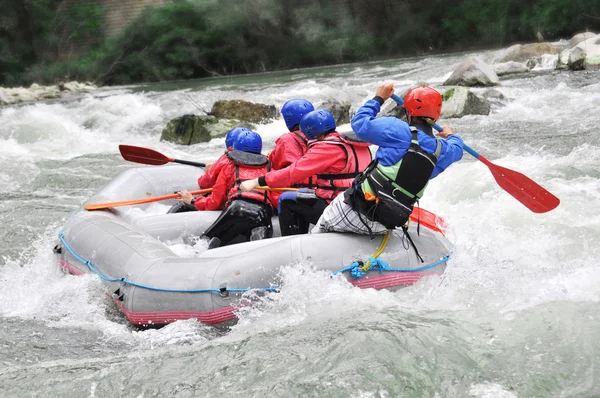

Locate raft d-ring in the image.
[219,283,230,299]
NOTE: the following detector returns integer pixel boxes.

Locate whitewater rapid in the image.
[0,49,599,397]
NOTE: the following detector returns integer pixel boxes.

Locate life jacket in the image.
[309,132,372,202]
[226,150,272,207]
[288,131,317,189]
[359,126,441,228]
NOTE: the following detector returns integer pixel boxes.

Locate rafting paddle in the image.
[84,188,213,211]
[390,94,560,213]
[119,145,206,168]
[83,186,299,211]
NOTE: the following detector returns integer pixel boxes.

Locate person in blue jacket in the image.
[312,83,464,237]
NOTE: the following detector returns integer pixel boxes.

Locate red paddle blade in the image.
[119,145,173,166]
[482,159,560,213]
[410,207,447,235]
[84,188,212,211]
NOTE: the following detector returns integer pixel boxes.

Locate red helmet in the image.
[403,86,442,120]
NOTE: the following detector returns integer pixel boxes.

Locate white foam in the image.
[1,52,598,348]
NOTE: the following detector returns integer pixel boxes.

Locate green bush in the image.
[2,0,600,87]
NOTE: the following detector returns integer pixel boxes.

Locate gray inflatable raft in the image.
[54,165,453,327]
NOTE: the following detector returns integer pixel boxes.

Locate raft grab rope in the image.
[57,231,279,295]
[58,226,450,292]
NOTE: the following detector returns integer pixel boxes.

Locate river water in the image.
[0,50,599,397]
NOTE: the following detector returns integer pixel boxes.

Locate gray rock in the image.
[378,102,406,121]
[320,99,351,126]
[557,34,600,70]
[160,115,253,145]
[481,88,505,100]
[568,47,587,70]
[441,87,491,119]
[493,61,530,76]
[492,42,564,64]
[210,99,277,124]
[444,56,499,87]
[568,32,597,49]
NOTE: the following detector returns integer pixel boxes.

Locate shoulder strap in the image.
[291,131,308,146]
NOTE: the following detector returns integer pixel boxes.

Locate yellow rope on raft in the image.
[361,230,391,272]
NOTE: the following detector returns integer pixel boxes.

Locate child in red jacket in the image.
[177,130,276,248]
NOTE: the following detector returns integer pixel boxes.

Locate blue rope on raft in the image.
[332,256,450,279]
[57,231,280,294]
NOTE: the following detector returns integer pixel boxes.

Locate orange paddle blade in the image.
[84,188,213,211]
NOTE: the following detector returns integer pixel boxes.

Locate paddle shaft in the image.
[172,158,206,167]
[84,188,213,211]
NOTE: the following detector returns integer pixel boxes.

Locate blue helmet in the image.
[299,109,336,140]
[281,99,314,130]
[234,130,262,153]
[225,127,250,149]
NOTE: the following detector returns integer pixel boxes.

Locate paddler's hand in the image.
[375,83,395,101]
[240,178,259,192]
[177,190,194,204]
[436,125,455,139]
[205,162,214,171]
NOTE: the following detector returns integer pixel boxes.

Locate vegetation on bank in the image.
[1,0,599,87]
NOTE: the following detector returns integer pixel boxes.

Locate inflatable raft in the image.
[53,164,453,327]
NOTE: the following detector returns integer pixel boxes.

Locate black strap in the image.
[402,226,424,263]
[291,131,308,146]
[316,172,359,180]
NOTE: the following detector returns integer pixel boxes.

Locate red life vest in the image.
[309,133,372,202]
[289,131,318,189]
[226,150,273,207]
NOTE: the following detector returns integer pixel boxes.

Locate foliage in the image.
[2,0,600,86]
[0,0,105,85]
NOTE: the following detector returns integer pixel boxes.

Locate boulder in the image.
[160,114,253,145]
[493,61,530,76]
[441,87,491,119]
[557,34,600,70]
[60,81,97,92]
[481,88,505,100]
[210,99,277,124]
[444,56,499,87]
[320,99,351,125]
[492,42,564,64]
[566,47,586,70]
[379,100,407,121]
[568,32,597,49]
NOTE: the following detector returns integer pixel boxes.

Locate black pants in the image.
[278,197,328,236]
[202,199,273,247]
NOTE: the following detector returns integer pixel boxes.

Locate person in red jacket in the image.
[177,130,275,249]
[268,99,316,207]
[240,109,372,236]
[269,99,314,170]
[168,127,249,214]
[197,126,248,189]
